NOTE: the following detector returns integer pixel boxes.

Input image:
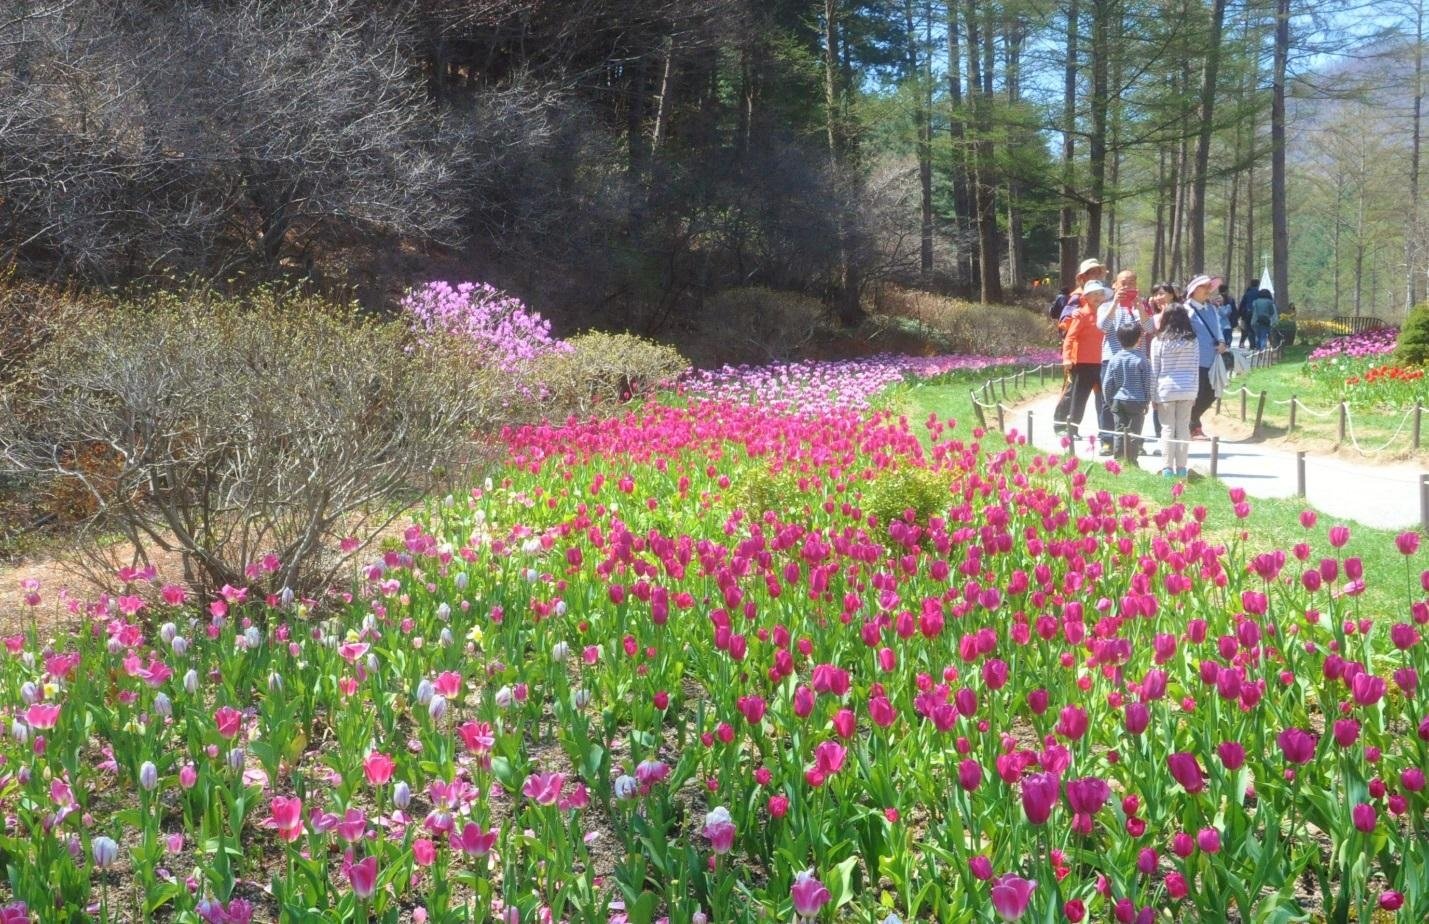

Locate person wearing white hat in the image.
[1052,257,1110,433]
[1182,274,1229,438]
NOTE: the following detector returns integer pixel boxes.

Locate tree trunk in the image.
[1242,4,1259,286]
[1105,1,1124,272]
[1153,146,1167,283]
[947,2,976,290]
[965,0,1002,302]
[907,0,933,280]
[1333,172,1343,313]
[1189,0,1229,271]
[1059,0,1080,285]
[824,0,863,324]
[650,35,677,156]
[1085,0,1110,259]
[1271,0,1290,309]
[627,58,649,181]
[1355,147,1367,316]
[1005,11,1026,288]
[1409,0,1424,309]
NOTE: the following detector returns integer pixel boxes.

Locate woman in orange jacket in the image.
[1054,280,1110,440]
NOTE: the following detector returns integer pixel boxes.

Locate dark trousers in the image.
[1054,363,1104,439]
[1111,399,1148,459]
[1191,366,1215,433]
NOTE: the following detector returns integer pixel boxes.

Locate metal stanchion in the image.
[1027,411,1034,443]
[1240,388,1247,421]
[1415,401,1423,450]
[1421,474,1429,535]
[1296,451,1306,498]
[1289,396,1297,433]
[1209,437,1220,479]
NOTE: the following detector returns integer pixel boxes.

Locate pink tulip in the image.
[346,855,377,899]
[337,808,367,843]
[1278,727,1317,764]
[450,822,497,856]
[1397,531,1421,555]
[22,703,59,730]
[1196,827,1221,853]
[522,772,564,806]
[702,807,736,854]
[363,752,395,786]
[790,869,831,918]
[1166,753,1206,794]
[269,796,304,842]
[1352,802,1377,833]
[1020,772,1059,825]
[213,706,242,740]
[990,874,1036,921]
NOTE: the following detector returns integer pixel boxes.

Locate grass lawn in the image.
[1218,345,1429,459]
[893,372,1426,617]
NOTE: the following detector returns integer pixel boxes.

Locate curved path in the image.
[1003,392,1427,530]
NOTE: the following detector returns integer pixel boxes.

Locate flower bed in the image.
[1307,327,1398,363]
[681,351,1061,413]
[2,359,1427,923]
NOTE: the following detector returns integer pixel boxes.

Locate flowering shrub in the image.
[3,359,1427,922]
[403,281,570,374]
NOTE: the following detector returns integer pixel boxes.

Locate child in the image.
[1150,305,1201,478]
[1101,322,1153,460]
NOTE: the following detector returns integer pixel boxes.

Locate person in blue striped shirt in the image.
[1101,323,1153,460]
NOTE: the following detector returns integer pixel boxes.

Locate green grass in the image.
[894,374,1425,617]
[1225,345,1427,456]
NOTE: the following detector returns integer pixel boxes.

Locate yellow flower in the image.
[466,623,484,647]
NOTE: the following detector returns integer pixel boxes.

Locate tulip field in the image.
[5,352,1429,923]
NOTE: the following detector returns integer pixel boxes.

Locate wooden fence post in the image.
[1240,388,1248,421]
[971,393,986,429]
[1415,401,1423,450]
[996,404,1006,433]
[1252,391,1267,439]
[1289,396,1297,433]
[1338,402,1348,445]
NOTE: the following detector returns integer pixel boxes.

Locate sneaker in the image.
[1098,444,1114,457]
[1190,429,1208,441]
[1161,468,1174,478]
[1176,468,1189,477]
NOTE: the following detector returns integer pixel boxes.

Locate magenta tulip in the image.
[990,874,1036,921]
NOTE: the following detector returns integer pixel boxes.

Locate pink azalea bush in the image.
[2,357,1428,921]
[403,280,570,374]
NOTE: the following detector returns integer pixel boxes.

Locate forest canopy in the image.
[0,0,1421,327]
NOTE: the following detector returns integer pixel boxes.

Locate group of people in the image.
[1050,258,1278,477]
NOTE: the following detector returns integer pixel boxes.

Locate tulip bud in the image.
[280,587,295,608]
[19,682,38,705]
[439,628,453,647]
[227,748,245,771]
[552,641,570,663]
[179,764,197,789]
[428,694,448,721]
[243,627,262,649]
[154,692,172,719]
[393,781,412,809]
[415,679,434,706]
[455,572,469,590]
[91,836,119,868]
[183,670,199,695]
[160,622,177,644]
[10,720,28,744]
[614,775,638,800]
[495,686,513,709]
[139,761,158,791]
[172,636,189,656]
[572,688,591,709]
[267,673,283,694]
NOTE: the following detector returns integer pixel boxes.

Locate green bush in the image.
[1397,303,1429,366]
[1273,319,1297,347]
[861,465,949,529]
[0,286,502,595]
[530,331,688,416]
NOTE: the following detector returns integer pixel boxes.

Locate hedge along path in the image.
[1005,389,1428,531]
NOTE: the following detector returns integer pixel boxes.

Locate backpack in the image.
[1048,294,1068,322]
[1251,297,1275,326]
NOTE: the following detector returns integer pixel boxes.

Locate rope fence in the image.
[967,344,1429,533]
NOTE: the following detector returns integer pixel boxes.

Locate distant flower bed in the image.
[682,351,1062,413]
[1308,327,1398,362]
